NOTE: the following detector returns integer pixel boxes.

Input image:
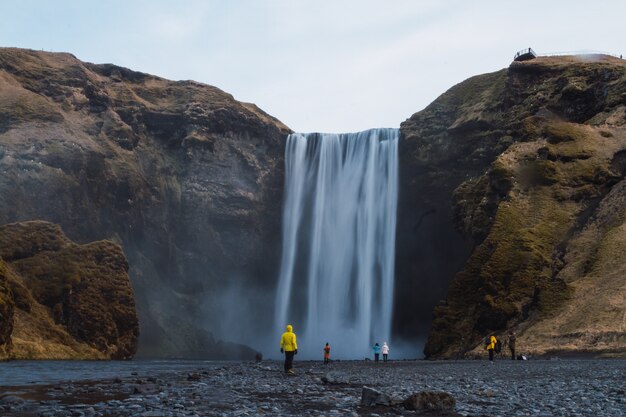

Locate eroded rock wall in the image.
[0,48,290,357]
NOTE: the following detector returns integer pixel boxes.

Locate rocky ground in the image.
[0,359,624,417]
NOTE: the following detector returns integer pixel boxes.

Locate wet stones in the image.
[360,387,392,406]
[321,371,352,385]
[403,391,456,412]
[186,373,202,381]
[0,359,624,416]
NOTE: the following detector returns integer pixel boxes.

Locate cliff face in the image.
[3,47,624,360]
[0,48,290,357]
[399,55,626,358]
[0,221,137,359]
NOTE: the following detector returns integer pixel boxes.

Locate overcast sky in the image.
[2,0,625,133]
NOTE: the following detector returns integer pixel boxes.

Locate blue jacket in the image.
[373,344,381,354]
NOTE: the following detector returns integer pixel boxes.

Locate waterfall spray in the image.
[274,128,399,359]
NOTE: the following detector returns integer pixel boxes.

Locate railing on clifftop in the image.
[514,48,537,61]
[514,48,621,61]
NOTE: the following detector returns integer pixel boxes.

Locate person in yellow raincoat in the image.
[280,324,298,374]
[486,335,497,362]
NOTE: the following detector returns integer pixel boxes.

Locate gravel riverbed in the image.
[0,359,624,416]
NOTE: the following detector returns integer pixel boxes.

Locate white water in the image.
[274,128,399,359]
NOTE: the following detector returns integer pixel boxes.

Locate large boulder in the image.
[360,386,392,406]
[0,220,138,359]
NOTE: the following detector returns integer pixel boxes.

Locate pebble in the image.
[0,359,624,416]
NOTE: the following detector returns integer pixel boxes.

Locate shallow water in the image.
[0,359,220,386]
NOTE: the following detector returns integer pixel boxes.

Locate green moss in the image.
[543,122,587,144]
[438,69,508,109]
[533,278,572,317]
[0,221,137,359]
[7,279,33,312]
[545,123,593,162]
[13,250,81,308]
[0,260,15,346]
[0,221,70,261]
[455,189,575,325]
[518,159,562,188]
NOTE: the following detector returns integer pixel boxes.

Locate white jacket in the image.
[381,343,389,354]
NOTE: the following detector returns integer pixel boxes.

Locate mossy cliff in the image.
[0,221,138,359]
[2,47,624,359]
[0,48,289,358]
[399,55,626,358]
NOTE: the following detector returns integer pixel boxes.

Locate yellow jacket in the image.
[486,335,497,350]
[280,325,298,352]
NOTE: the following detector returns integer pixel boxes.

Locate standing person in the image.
[280,324,298,374]
[486,335,497,363]
[381,342,389,362]
[507,331,517,360]
[373,343,381,362]
[323,343,331,364]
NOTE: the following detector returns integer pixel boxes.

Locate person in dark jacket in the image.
[280,324,298,374]
[507,331,516,360]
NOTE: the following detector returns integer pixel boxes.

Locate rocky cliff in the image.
[399,55,626,358]
[0,48,290,358]
[3,47,624,360]
[0,221,137,359]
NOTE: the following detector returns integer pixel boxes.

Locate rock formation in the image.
[399,55,626,358]
[0,47,290,358]
[2,47,625,360]
[0,221,137,359]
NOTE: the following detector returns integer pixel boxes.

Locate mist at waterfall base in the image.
[199,128,425,360]
[201,277,425,360]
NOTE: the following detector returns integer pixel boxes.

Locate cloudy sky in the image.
[2,0,625,133]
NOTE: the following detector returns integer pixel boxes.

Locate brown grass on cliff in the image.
[0,221,138,360]
[431,114,626,358]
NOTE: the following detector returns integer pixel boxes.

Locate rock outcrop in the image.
[3,47,624,360]
[0,47,290,357]
[399,55,626,358]
[0,220,138,359]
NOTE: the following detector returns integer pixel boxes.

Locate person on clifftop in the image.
[323,343,331,364]
[381,342,389,362]
[486,335,497,363]
[280,324,298,374]
[373,343,381,362]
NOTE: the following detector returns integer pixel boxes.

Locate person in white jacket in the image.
[381,342,389,362]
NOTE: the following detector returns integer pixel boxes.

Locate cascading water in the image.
[274,128,399,359]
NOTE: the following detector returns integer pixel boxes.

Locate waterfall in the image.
[274,128,399,359]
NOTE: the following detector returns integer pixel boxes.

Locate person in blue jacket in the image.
[373,342,381,362]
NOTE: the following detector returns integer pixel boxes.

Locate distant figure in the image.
[507,332,517,361]
[280,324,298,374]
[373,343,381,362]
[323,343,331,364]
[381,342,389,362]
[255,352,263,363]
[486,335,497,363]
